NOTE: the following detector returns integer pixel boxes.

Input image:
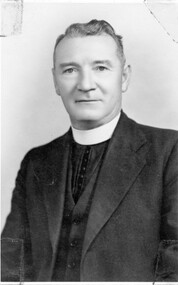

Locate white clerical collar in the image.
[71,113,120,145]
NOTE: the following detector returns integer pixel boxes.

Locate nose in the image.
[77,69,96,92]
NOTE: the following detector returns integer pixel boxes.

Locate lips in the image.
[76,99,100,103]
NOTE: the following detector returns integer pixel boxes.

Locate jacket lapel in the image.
[81,112,150,263]
[33,131,71,253]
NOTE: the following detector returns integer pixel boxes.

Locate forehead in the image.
[54,35,120,64]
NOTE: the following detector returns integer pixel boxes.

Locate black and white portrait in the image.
[1,1,178,282]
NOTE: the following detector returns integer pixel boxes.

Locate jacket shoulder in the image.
[121,111,178,147]
[137,121,178,146]
[120,109,176,140]
[22,131,70,164]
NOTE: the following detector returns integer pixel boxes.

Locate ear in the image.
[52,68,60,96]
[122,64,131,93]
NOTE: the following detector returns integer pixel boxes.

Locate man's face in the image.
[53,34,130,130]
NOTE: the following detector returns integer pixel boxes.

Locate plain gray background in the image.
[1,2,178,230]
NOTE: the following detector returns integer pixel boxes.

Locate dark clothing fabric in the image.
[71,144,91,203]
[71,140,109,203]
[1,111,178,282]
[52,140,108,281]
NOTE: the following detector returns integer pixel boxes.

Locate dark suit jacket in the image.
[1,111,178,281]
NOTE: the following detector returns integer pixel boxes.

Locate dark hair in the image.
[53,19,125,66]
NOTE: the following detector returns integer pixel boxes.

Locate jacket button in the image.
[65,212,71,218]
[73,217,81,225]
[67,261,76,269]
[70,240,78,247]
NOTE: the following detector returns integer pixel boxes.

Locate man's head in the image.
[52,19,131,130]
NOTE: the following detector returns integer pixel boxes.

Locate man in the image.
[1,19,178,282]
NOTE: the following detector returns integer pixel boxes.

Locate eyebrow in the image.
[59,62,80,69]
[92,60,113,67]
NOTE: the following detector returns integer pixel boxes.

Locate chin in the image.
[77,116,102,123]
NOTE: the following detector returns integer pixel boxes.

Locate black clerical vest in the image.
[52,140,108,281]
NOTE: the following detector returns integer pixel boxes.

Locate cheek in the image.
[60,96,74,116]
[61,83,78,98]
[99,75,122,92]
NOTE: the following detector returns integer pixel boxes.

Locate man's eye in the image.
[63,68,76,74]
[95,66,107,71]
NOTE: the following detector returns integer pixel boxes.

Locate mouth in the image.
[76,100,100,103]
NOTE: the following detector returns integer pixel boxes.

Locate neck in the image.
[71,113,120,145]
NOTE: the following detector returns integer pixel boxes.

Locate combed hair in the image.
[53,19,125,66]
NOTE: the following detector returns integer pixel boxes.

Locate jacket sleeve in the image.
[155,139,178,281]
[1,153,34,282]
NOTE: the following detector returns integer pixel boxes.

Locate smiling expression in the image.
[52,34,130,130]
